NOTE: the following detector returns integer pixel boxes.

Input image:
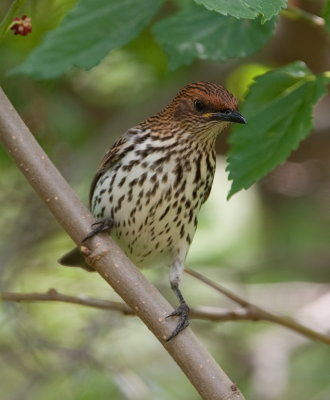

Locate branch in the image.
[0,289,262,321]
[0,86,245,400]
[280,6,325,27]
[0,289,133,313]
[185,269,330,346]
[2,286,330,345]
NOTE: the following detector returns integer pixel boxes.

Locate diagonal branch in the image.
[185,268,330,346]
[0,86,245,400]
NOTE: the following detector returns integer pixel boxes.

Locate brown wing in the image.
[89,135,127,207]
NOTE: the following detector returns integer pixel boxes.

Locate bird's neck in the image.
[138,113,223,152]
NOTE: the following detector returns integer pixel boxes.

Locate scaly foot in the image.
[82,217,114,242]
[166,302,190,341]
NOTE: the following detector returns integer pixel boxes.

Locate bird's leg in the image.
[82,217,114,242]
[166,282,190,341]
[166,255,190,341]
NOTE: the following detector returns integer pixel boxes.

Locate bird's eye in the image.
[221,108,231,114]
[194,99,206,113]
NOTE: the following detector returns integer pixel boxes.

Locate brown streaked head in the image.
[167,81,246,128]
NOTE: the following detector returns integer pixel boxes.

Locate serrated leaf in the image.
[226,61,330,198]
[11,0,165,80]
[152,5,275,69]
[322,0,330,34]
[195,0,287,21]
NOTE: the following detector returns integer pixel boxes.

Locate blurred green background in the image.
[0,0,330,399]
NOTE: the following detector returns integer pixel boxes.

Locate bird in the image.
[59,81,246,341]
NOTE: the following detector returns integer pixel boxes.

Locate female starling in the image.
[60,82,246,340]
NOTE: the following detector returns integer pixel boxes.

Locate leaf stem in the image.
[280,5,325,27]
[0,0,27,44]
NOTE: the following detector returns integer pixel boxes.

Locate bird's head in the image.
[164,82,246,137]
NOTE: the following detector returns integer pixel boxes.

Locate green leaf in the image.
[11,0,165,80]
[152,5,275,69]
[322,0,330,33]
[194,0,287,20]
[227,62,330,198]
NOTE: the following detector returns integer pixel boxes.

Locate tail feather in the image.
[58,247,95,272]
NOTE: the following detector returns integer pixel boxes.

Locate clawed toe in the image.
[82,217,114,242]
[166,302,190,341]
[91,221,102,228]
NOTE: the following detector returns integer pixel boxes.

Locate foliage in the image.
[4,0,329,197]
[323,0,330,34]
[194,0,287,20]
[227,62,330,197]
[152,5,276,69]
[11,0,165,79]
[1,0,330,399]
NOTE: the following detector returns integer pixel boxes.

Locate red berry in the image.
[10,15,32,36]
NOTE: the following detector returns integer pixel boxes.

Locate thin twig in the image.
[2,285,330,345]
[280,5,325,27]
[185,268,330,346]
[0,289,133,313]
[0,289,261,321]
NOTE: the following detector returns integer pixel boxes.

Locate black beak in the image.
[210,109,246,124]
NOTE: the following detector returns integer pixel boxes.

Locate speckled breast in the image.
[91,135,215,268]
